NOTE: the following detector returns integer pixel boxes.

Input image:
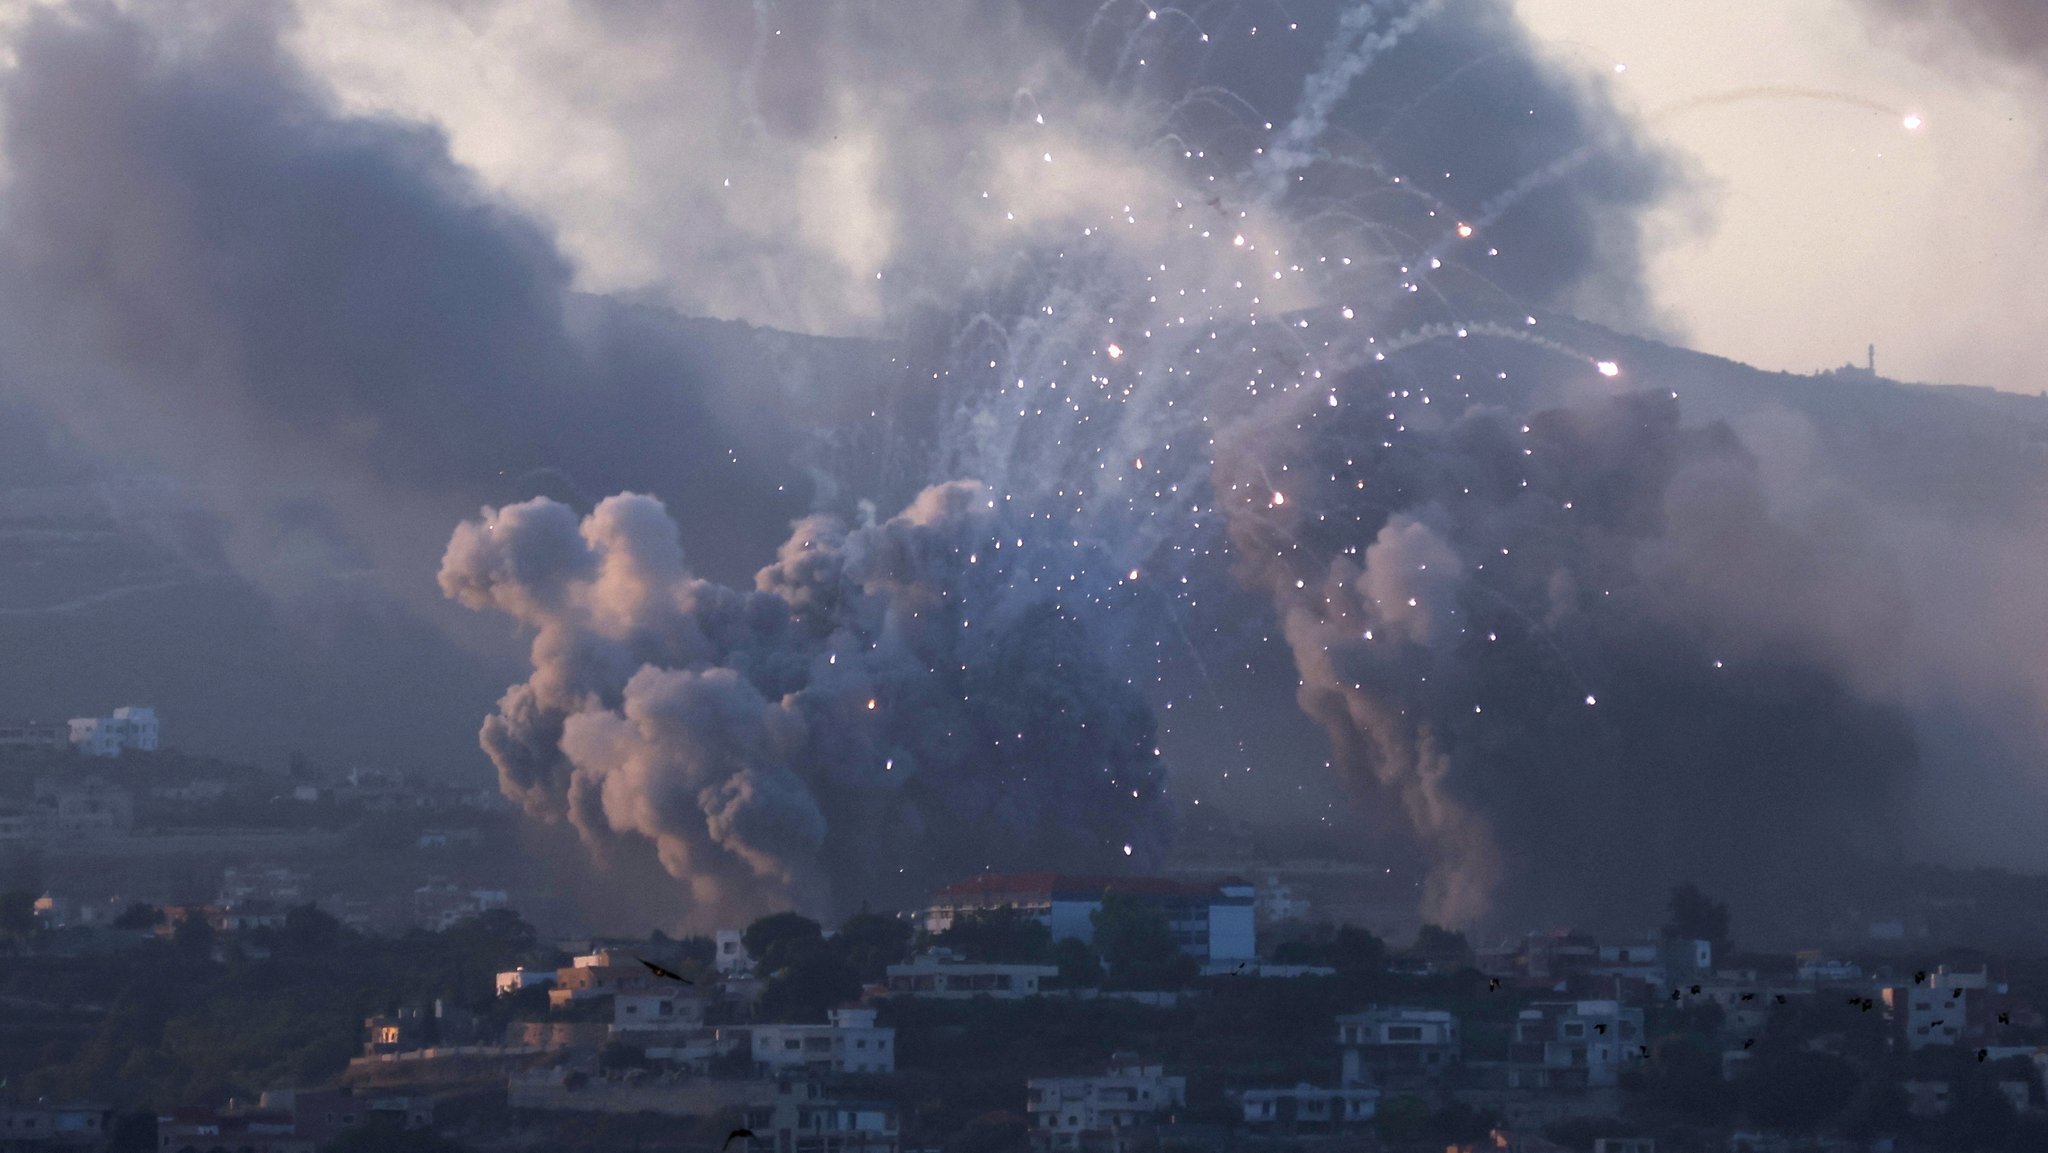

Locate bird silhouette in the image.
[1979,1049,1990,1063]
[724,1129,756,1151]
[1743,1038,1755,1050]
[1595,1023,1607,1034]
[1690,985,1701,995]
[1774,994,1787,1005]
[1999,1012,2011,1025]
[637,957,693,985]
[1487,978,1501,992]
[1739,992,1755,1002]
[1952,987,1963,998]
[1914,970,1928,985]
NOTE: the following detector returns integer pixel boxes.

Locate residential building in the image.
[1236,1084,1378,1130]
[496,967,556,996]
[0,1100,111,1148]
[156,1106,313,1153]
[612,990,707,1033]
[751,1007,895,1076]
[30,777,133,837]
[1027,1053,1186,1153]
[221,865,309,907]
[884,950,1058,999]
[67,706,157,757]
[735,1080,900,1153]
[1336,1007,1461,1087]
[1886,964,1991,1051]
[0,720,68,749]
[411,881,507,931]
[715,929,754,976]
[363,1008,430,1056]
[1507,1001,1645,1089]
[924,873,1255,962]
[1592,1140,1655,1153]
[256,1088,433,1147]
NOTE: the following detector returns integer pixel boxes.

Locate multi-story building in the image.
[1506,1001,1645,1089]
[411,882,508,932]
[1236,1084,1379,1130]
[924,873,1255,963]
[0,720,68,749]
[67,706,157,757]
[750,1007,895,1076]
[496,967,556,996]
[735,1079,900,1153]
[1026,1054,1186,1153]
[1336,1007,1461,1087]
[29,777,133,837]
[612,990,708,1033]
[715,929,755,976]
[1886,964,1991,1051]
[883,950,1059,999]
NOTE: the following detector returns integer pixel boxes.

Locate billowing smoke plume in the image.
[440,483,1169,920]
[1851,0,2048,70]
[1212,380,1915,925]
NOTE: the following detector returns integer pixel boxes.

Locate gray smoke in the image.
[1851,0,2048,70]
[440,483,1169,921]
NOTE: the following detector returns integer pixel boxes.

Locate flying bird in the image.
[1743,1038,1755,1050]
[724,1129,756,1151]
[637,957,693,985]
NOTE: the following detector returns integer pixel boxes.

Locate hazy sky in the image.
[1517,0,2046,391]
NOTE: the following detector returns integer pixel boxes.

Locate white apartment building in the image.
[1027,1054,1185,1153]
[68,706,158,757]
[1888,964,1989,1051]
[715,928,754,976]
[751,1007,895,1076]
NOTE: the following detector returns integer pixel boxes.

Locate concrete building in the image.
[1027,1053,1186,1153]
[612,990,707,1033]
[884,950,1059,999]
[924,873,1256,963]
[736,1080,900,1153]
[1507,1001,1645,1089]
[750,1007,895,1076]
[0,1100,111,1148]
[1887,964,1991,1051]
[30,777,133,837]
[411,882,508,931]
[0,720,68,749]
[1337,1007,1461,1087]
[496,967,556,996]
[1236,1084,1379,1130]
[67,706,157,757]
[716,928,755,976]
[156,1107,313,1153]
[257,1088,434,1147]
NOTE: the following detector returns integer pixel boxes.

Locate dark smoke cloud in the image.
[1852,0,2048,70]
[1212,375,1916,927]
[440,484,1170,922]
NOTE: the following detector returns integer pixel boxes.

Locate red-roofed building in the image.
[924,873,1255,963]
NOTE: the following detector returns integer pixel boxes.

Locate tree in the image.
[1664,883,1732,954]
[0,889,36,940]
[1049,937,1102,988]
[744,911,824,974]
[1329,925,1387,974]
[1737,1049,1858,1130]
[1090,894,1175,970]
[935,907,1052,964]
[1375,1095,1430,1143]
[757,951,862,1023]
[171,912,216,961]
[111,902,160,930]
[836,912,913,980]
[1410,923,1471,969]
